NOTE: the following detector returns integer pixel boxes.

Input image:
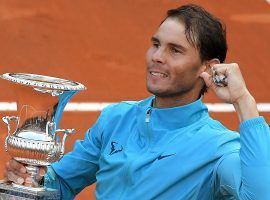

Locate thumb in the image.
[200,72,212,87]
[200,72,218,92]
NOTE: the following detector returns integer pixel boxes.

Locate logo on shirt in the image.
[157,153,176,160]
[109,141,123,155]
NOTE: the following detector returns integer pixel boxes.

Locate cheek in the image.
[145,48,153,64]
[170,66,199,85]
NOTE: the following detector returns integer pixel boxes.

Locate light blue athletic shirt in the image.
[45,96,270,200]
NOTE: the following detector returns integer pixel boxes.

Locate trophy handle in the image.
[2,116,19,136]
[54,128,75,157]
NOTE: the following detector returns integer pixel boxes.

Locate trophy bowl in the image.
[0,73,86,198]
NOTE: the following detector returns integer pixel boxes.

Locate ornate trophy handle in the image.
[2,116,19,136]
[55,128,75,157]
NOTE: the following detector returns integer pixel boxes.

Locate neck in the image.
[153,91,201,108]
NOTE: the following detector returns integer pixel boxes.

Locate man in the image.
[4,4,270,200]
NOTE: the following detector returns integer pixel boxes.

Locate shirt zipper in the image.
[145,109,152,123]
[145,109,152,150]
[119,108,152,199]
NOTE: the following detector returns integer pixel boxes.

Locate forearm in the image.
[239,117,270,199]
[44,166,76,200]
[240,116,270,166]
[233,92,259,122]
[216,117,270,199]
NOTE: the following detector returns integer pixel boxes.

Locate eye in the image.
[170,47,181,54]
[152,42,160,48]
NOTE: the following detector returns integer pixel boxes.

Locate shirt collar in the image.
[138,96,209,129]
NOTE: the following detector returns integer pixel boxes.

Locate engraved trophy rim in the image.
[0,72,86,91]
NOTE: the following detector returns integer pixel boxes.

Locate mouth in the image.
[149,71,168,78]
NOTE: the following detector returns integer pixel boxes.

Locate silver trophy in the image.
[0,73,86,200]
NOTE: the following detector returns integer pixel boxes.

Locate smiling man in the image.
[4,4,270,200]
[146,18,207,107]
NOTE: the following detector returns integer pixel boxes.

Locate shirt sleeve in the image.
[214,116,270,200]
[44,108,108,200]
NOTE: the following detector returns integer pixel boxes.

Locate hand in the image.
[3,159,46,187]
[200,63,249,104]
[200,63,259,121]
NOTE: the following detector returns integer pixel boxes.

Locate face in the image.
[146,18,206,99]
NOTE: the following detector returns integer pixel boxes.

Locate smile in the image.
[150,71,168,78]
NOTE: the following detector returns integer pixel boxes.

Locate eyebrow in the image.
[151,37,159,43]
[151,36,187,52]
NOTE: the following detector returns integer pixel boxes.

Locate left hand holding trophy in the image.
[0,73,86,200]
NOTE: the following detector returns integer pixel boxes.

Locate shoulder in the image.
[97,100,140,127]
[199,117,240,153]
[101,100,139,116]
[202,117,239,137]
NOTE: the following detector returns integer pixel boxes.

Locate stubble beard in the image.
[146,83,191,98]
[146,79,204,102]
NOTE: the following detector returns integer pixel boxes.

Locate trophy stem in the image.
[25,165,42,188]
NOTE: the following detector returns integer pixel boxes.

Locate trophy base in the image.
[0,182,60,200]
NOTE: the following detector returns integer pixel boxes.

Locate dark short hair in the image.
[164,4,227,94]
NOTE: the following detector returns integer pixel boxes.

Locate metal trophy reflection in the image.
[0,73,86,200]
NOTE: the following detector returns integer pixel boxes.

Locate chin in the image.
[146,85,171,97]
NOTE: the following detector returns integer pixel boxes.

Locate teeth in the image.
[150,72,167,78]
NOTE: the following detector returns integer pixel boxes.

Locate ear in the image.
[204,58,220,73]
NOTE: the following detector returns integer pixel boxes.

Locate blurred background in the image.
[0,0,269,199]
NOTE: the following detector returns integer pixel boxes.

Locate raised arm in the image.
[201,63,270,199]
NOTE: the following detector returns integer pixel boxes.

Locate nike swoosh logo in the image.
[157,153,176,160]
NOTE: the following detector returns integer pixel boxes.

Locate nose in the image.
[152,47,165,63]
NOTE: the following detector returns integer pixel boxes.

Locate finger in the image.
[32,167,46,183]
[6,171,24,185]
[25,176,40,187]
[15,171,31,180]
[24,178,36,187]
[5,161,29,181]
[200,72,212,87]
[212,63,239,75]
[200,72,221,92]
[211,65,228,76]
[38,167,46,177]
[9,159,26,173]
[212,63,235,70]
